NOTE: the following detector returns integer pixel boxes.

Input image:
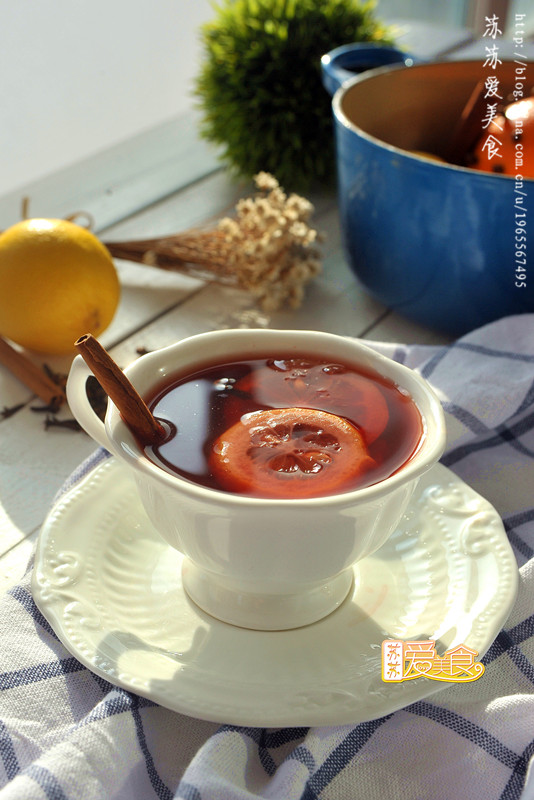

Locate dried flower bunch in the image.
[104,172,322,311]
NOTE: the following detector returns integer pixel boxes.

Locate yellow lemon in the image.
[0,218,120,355]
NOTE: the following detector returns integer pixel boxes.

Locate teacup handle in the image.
[321,43,417,96]
[66,354,118,454]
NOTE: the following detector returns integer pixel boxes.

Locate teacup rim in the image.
[108,329,446,506]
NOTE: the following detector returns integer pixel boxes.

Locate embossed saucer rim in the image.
[32,458,518,727]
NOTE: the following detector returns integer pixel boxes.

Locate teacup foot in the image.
[181,559,354,631]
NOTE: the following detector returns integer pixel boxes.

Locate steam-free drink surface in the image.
[142,356,423,498]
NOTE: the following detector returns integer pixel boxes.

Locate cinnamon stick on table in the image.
[74,334,166,446]
[0,336,66,407]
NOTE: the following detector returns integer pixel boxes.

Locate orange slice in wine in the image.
[233,359,389,444]
[209,407,375,499]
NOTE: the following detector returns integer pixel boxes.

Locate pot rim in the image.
[331,59,534,183]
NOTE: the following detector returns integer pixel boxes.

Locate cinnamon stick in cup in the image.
[74,334,166,445]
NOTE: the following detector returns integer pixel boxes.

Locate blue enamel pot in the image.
[321,45,534,337]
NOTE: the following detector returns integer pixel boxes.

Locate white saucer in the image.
[32,458,518,727]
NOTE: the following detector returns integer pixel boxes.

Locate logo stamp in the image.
[381,639,485,683]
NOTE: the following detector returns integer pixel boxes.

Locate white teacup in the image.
[66,329,446,630]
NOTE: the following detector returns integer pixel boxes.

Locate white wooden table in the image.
[0,166,452,595]
[3,19,499,594]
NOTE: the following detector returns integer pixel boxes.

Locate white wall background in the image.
[4,0,531,202]
[1,0,213,196]
[376,0,467,27]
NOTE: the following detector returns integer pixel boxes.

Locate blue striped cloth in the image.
[1,314,533,799]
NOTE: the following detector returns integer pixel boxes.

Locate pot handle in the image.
[321,43,416,96]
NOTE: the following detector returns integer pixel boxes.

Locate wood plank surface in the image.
[0,163,452,595]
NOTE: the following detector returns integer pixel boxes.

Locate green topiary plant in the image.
[194,0,394,189]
